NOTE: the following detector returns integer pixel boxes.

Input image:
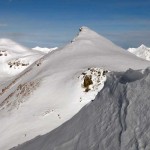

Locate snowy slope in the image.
[0,27,150,150]
[32,46,58,53]
[128,44,150,61]
[12,68,150,150]
[0,39,44,77]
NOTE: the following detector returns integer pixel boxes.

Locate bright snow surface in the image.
[0,39,44,78]
[32,46,58,53]
[12,68,150,150]
[0,27,150,150]
[128,44,150,61]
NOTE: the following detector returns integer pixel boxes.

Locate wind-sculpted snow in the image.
[1,27,150,150]
[12,68,150,150]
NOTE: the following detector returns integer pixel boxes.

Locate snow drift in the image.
[11,67,150,150]
[0,27,150,150]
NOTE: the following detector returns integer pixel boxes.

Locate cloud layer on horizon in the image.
[0,0,150,49]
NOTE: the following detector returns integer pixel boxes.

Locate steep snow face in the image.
[0,67,108,150]
[0,27,150,150]
[32,46,58,53]
[0,39,44,77]
[11,68,150,150]
[128,44,150,61]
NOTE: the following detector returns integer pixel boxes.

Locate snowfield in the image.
[128,44,150,61]
[0,27,150,150]
[0,39,44,78]
[12,68,150,150]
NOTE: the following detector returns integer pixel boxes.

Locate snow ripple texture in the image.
[12,67,150,150]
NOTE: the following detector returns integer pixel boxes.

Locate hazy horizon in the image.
[0,0,150,49]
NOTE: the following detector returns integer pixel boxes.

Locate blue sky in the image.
[0,0,150,48]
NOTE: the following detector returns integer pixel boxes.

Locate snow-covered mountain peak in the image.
[0,38,30,53]
[0,38,16,45]
[139,44,147,49]
[0,39,44,77]
[79,26,96,34]
[0,38,15,44]
[71,26,124,52]
[71,26,101,43]
[128,44,150,61]
[32,46,58,53]
[77,26,103,39]
[1,27,150,150]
